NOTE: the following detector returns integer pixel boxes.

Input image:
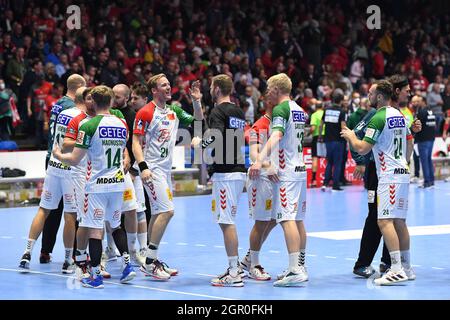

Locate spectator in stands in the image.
[5,46,25,96]
[0,78,15,140]
[414,95,436,188]
[427,83,445,135]
[27,74,52,148]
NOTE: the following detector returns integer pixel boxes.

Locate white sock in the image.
[401,250,411,269]
[299,249,306,266]
[228,256,239,276]
[137,232,147,250]
[92,265,101,278]
[64,248,73,262]
[127,233,137,253]
[122,253,130,266]
[250,250,260,268]
[25,238,36,254]
[148,242,158,260]
[75,249,87,263]
[289,252,300,272]
[390,250,402,272]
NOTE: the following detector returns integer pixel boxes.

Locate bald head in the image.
[113,84,131,109]
[67,74,86,94]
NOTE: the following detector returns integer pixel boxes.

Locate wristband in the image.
[138,161,149,172]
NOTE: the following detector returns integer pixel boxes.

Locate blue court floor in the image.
[1,182,450,300]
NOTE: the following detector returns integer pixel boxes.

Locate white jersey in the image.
[363,106,412,184]
[75,113,128,193]
[47,107,82,177]
[271,100,307,181]
[133,101,194,171]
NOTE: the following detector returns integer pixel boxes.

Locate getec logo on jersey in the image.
[292,111,306,122]
[387,116,406,129]
[229,117,246,129]
[51,104,63,116]
[56,114,73,126]
[99,126,127,139]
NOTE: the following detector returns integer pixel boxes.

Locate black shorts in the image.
[311,136,318,157]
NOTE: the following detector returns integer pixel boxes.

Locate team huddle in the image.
[17,71,416,288]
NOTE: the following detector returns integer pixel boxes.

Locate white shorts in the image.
[247,175,275,221]
[143,168,173,215]
[132,174,147,212]
[377,183,409,219]
[211,172,246,225]
[72,174,87,220]
[272,180,307,223]
[121,172,138,212]
[79,192,123,229]
[39,174,77,213]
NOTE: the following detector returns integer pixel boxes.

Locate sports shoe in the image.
[104,246,118,261]
[332,187,344,192]
[75,263,90,280]
[99,264,111,278]
[81,275,104,289]
[130,250,145,267]
[249,265,271,281]
[353,265,376,278]
[277,269,288,280]
[18,253,31,272]
[310,180,317,188]
[410,176,420,183]
[62,260,76,274]
[120,263,136,284]
[39,252,51,264]
[140,260,171,281]
[321,185,327,192]
[273,268,308,287]
[373,268,408,285]
[239,255,251,272]
[211,268,244,287]
[161,260,178,276]
[379,262,390,274]
[404,267,416,280]
[445,176,450,182]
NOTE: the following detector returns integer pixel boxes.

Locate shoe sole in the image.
[211,282,244,287]
[18,267,30,273]
[374,278,408,286]
[81,283,104,289]
[353,271,375,279]
[273,281,306,287]
[62,269,75,274]
[120,271,136,284]
[249,274,271,281]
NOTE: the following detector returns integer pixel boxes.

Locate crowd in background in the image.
[0,0,449,183]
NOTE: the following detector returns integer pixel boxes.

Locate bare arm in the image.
[406,137,414,161]
[62,136,76,153]
[53,145,87,166]
[340,126,373,155]
[132,134,145,165]
[256,131,283,164]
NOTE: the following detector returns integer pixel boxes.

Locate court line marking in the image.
[176,242,188,246]
[325,256,337,259]
[431,267,445,270]
[196,273,217,277]
[268,250,280,254]
[345,258,356,261]
[214,245,225,248]
[0,268,234,300]
[0,236,13,239]
[194,244,206,247]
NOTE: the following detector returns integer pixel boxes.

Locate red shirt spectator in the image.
[404,51,422,73]
[180,65,196,90]
[410,72,429,92]
[170,29,187,55]
[323,49,346,73]
[372,50,385,78]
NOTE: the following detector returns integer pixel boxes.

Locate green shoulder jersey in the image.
[271,100,307,181]
[363,106,412,184]
[75,113,128,193]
